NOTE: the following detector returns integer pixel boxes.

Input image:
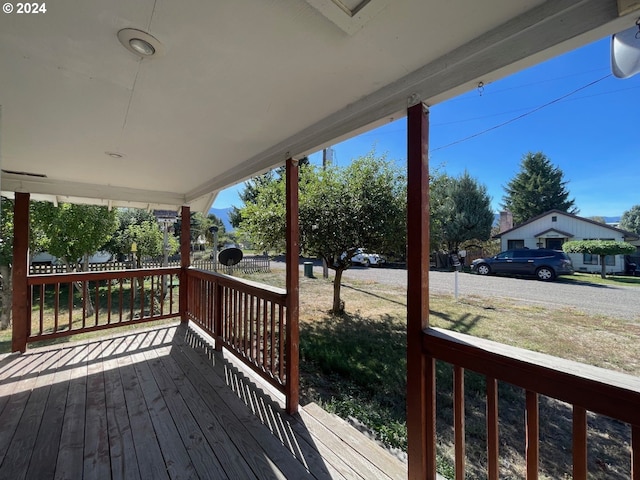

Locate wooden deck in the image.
[0,322,407,479]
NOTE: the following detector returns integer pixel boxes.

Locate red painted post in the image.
[406,101,433,479]
[12,192,30,353]
[180,205,191,323]
[285,157,300,415]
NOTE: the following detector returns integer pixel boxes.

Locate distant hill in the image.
[209,207,234,231]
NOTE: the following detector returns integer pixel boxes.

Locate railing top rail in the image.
[423,327,640,426]
[27,267,181,285]
[187,268,287,301]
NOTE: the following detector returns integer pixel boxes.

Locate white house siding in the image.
[499,212,628,274]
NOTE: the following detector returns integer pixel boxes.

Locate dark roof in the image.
[494,209,639,240]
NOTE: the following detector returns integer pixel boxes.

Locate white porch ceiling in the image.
[0,0,638,212]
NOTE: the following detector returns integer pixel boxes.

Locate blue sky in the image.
[213,36,639,217]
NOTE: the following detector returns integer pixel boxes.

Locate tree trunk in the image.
[0,265,12,330]
[65,258,95,316]
[600,254,607,279]
[332,267,344,315]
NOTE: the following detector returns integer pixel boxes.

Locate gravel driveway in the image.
[339,267,640,322]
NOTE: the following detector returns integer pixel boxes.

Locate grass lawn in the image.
[560,271,640,287]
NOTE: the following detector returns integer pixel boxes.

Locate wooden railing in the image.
[25,267,181,343]
[422,327,640,479]
[185,268,289,393]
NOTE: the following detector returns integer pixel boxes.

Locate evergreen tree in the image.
[502,152,577,224]
[439,171,494,253]
[620,205,640,235]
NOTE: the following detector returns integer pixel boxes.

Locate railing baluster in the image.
[68,282,73,331]
[279,303,285,381]
[486,376,499,480]
[140,275,146,319]
[94,280,99,326]
[526,390,539,480]
[270,301,276,372]
[262,298,268,368]
[54,283,60,333]
[107,279,112,324]
[454,365,465,480]
[119,278,124,323]
[81,281,87,328]
[38,285,44,336]
[573,406,587,480]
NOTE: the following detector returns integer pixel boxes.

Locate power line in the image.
[431,74,612,153]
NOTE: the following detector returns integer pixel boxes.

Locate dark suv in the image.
[470,248,574,281]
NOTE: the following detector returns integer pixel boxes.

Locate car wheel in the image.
[476,264,491,275]
[536,267,555,281]
[362,258,370,267]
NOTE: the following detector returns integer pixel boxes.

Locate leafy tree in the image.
[239,153,406,314]
[0,198,15,330]
[31,202,118,315]
[620,205,640,235]
[31,202,118,271]
[502,152,577,224]
[104,208,158,259]
[563,240,636,278]
[435,171,494,253]
[230,157,310,229]
[125,221,178,267]
[428,169,451,252]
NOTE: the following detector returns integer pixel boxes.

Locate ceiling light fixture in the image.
[117,28,164,58]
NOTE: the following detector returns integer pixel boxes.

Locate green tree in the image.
[0,198,15,329]
[239,153,406,314]
[31,202,118,315]
[620,205,640,235]
[31,202,118,271]
[502,152,577,224]
[125,221,178,267]
[436,171,494,253]
[230,157,310,229]
[563,240,636,279]
[104,208,158,259]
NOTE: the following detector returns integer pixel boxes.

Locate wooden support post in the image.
[406,102,433,479]
[12,192,30,353]
[180,205,191,323]
[285,157,300,415]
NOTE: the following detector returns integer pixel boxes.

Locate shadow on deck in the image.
[0,323,407,479]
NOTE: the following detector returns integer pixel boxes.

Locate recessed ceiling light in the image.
[117,28,164,58]
[105,151,124,158]
[129,38,155,56]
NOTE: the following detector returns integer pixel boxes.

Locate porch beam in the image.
[406,102,433,479]
[180,205,191,323]
[285,157,300,414]
[12,192,30,353]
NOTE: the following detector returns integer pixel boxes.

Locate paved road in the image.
[338,267,640,322]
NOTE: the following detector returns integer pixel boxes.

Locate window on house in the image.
[551,216,557,222]
[583,254,598,264]
[507,239,525,250]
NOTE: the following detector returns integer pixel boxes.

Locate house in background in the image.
[496,209,640,274]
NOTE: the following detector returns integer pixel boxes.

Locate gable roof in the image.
[494,209,640,240]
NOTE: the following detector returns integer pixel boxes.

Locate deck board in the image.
[0,323,408,479]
